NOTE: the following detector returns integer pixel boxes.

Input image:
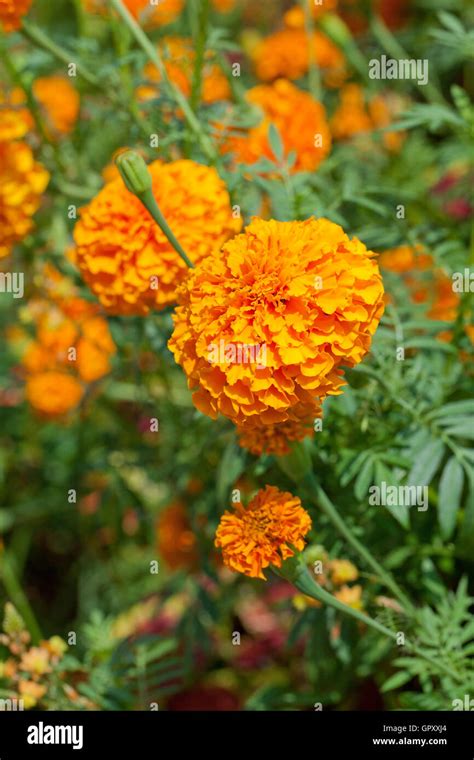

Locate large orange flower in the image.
[33,76,80,135]
[140,37,230,106]
[169,217,385,428]
[0,0,32,31]
[215,485,312,579]
[0,141,49,259]
[253,29,345,86]
[237,401,319,456]
[73,159,241,315]
[220,79,331,173]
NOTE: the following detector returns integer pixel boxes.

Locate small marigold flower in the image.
[73,159,241,315]
[32,76,80,135]
[253,29,345,86]
[19,646,51,676]
[0,0,32,31]
[329,559,359,586]
[84,0,183,26]
[334,584,363,610]
[215,485,312,579]
[156,501,198,570]
[331,84,404,152]
[140,37,230,106]
[169,217,384,428]
[284,0,338,28]
[220,79,331,173]
[0,88,33,142]
[18,680,47,709]
[25,371,84,417]
[0,141,49,259]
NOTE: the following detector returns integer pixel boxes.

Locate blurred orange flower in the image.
[84,0,183,25]
[253,29,345,86]
[157,502,198,570]
[0,88,33,142]
[0,0,32,31]
[215,485,312,579]
[33,76,80,135]
[221,79,331,173]
[331,84,404,151]
[73,159,241,315]
[169,217,384,428]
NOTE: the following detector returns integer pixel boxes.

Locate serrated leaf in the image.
[438,457,464,539]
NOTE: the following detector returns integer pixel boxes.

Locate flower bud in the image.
[115,150,152,196]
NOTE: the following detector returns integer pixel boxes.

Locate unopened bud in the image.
[116,150,152,196]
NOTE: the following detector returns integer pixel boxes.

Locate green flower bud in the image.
[3,602,25,636]
[115,150,152,196]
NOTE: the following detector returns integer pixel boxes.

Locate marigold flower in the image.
[284,1,338,29]
[331,84,404,151]
[33,76,80,135]
[220,79,331,173]
[0,88,33,142]
[19,646,51,676]
[237,402,319,456]
[73,159,240,315]
[156,501,198,570]
[334,584,363,610]
[0,141,49,258]
[169,217,384,428]
[215,485,312,579]
[140,37,230,106]
[18,679,47,709]
[84,0,183,25]
[25,371,84,416]
[253,29,345,86]
[0,0,32,31]
[329,558,358,586]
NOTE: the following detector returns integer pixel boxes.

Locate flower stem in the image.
[278,556,462,682]
[139,188,195,269]
[109,0,218,164]
[300,471,416,616]
[300,0,321,101]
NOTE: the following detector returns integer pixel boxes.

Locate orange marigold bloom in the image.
[253,29,345,86]
[0,88,33,142]
[237,402,319,456]
[73,159,241,315]
[141,37,230,106]
[215,485,312,579]
[221,79,331,173]
[169,217,385,428]
[26,371,84,417]
[156,501,198,570]
[0,141,49,259]
[284,0,338,28]
[331,84,404,151]
[33,76,80,135]
[0,0,31,31]
[84,0,183,25]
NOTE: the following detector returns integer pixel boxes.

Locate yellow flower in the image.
[0,0,32,31]
[19,646,51,676]
[215,485,312,579]
[18,680,47,709]
[334,584,363,610]
[329,559,358,586]
[169,217,384,428]
[0,88,33,142]
[0,141,49,258]
[73,159,241,314]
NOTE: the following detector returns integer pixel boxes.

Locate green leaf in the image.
[444,422,474,441]
[408,439,444,487]
[438,457,464,539]
[267,122,284,162]
[382,670,413,692]
[354,457,374,501]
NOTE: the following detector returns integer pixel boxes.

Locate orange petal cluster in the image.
[220,79,331,173]
[284,0,338,28]
[0,91,49,259]
[156,501,198,571]
[169,217,385,429]
[84,0,183,25]
[215,485,312,579]
[33,76,80,135]
[331,84,405,152]
[140,37,230,106]
[380,245,459,322]
[237,402,319,456]
[19,267,116,417]
[0,0,31,31]
[73,159,241,315]
[253,29,345,86]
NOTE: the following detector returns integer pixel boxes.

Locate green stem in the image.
[279,557,462,682]
[109,0,218,163]
[0,551,42,643]
[300,471,416,616]
[190,0,210,112]
[139,188,194,269]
